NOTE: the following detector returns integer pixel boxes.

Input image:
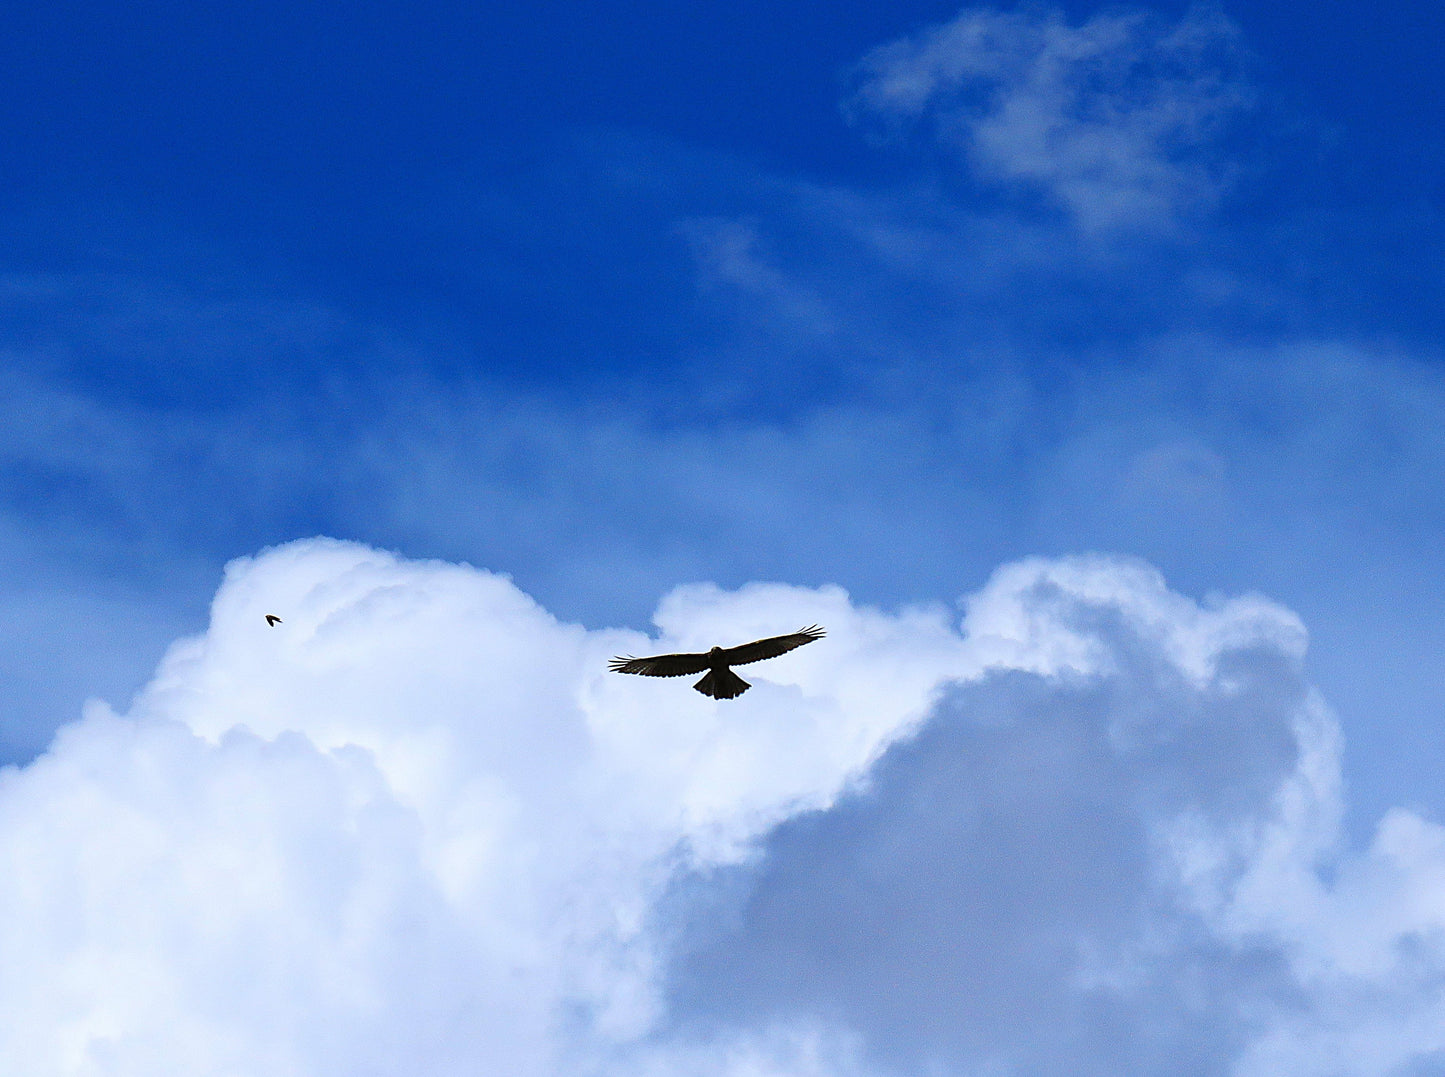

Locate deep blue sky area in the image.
[0,0,1440,418]
[3,0,1443,374]
[3,0,1445,846]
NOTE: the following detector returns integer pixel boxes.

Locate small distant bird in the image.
[265,615,283,627]
[609,625,824,699]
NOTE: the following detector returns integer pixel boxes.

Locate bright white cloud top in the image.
[2,540,1444,1075]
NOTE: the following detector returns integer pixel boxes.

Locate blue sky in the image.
[4,2,1445,1071]
[5,0,1444,811]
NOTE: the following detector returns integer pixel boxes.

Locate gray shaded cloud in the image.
[663,588,1309,1074]
[650,557,1445,1075]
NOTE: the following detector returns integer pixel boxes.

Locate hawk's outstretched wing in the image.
[608,650,713,678]
[719,625,825,667]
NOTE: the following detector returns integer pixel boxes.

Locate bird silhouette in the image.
[265,615,283,627]
[609,625,824,699]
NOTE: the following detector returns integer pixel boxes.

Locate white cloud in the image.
[847,4,1253,231]
[662,552,1445,1075]
[5,541,1445,1074]
[0,539,982,1074]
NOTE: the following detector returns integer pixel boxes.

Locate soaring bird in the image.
[265,615,283,627]
[609,625,824,699]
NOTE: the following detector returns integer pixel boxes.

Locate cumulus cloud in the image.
[847,4,1253,231]
[664,558,1445,1076]
[3,541,1445,1074]
[0,539,972,1075]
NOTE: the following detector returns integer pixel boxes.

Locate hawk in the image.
[609,625,824,699]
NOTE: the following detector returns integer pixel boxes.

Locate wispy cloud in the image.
[676,217,838,337]
[847,4,1254,231]
[6,269,1445,819]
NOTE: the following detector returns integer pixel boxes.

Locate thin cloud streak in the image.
[5,302,1445,840]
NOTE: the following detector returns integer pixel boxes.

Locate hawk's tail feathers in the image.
[694,669,750,699]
